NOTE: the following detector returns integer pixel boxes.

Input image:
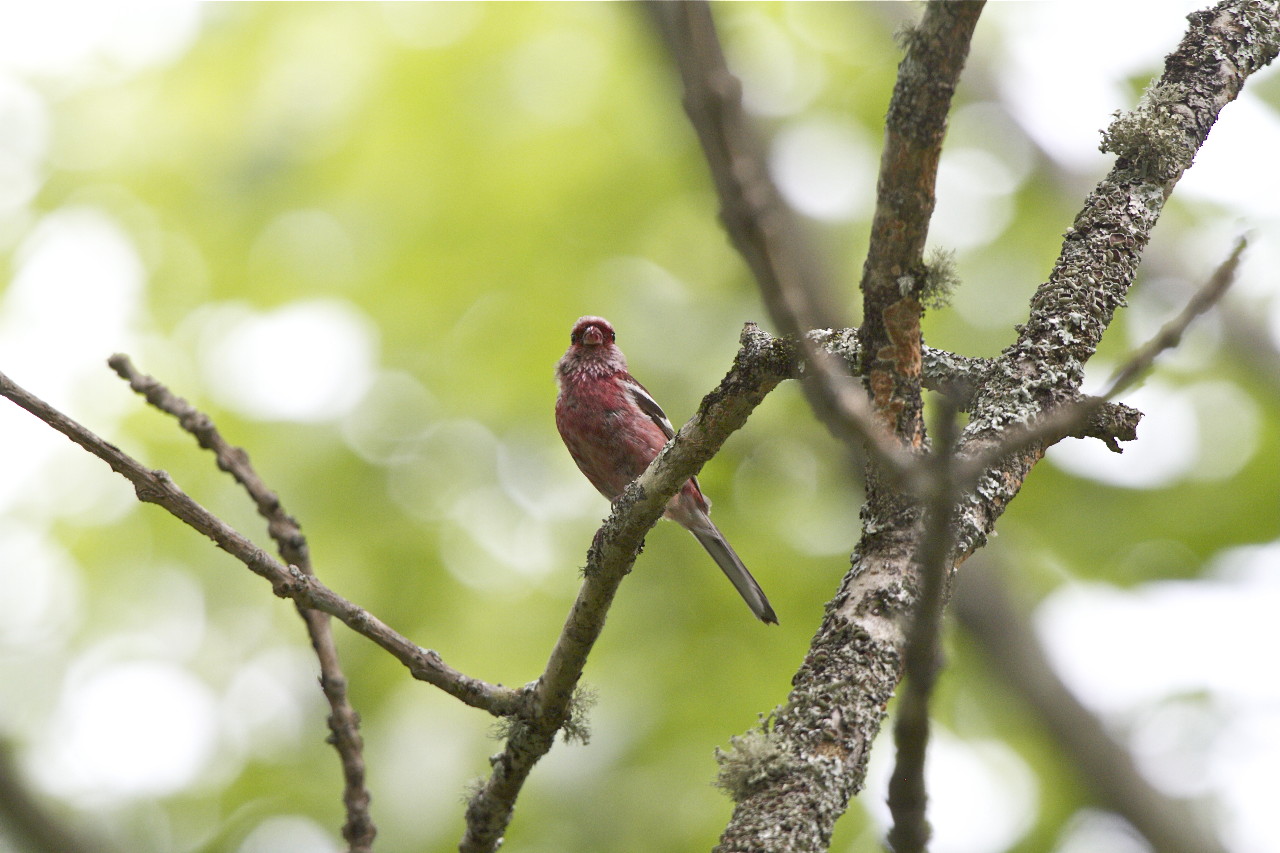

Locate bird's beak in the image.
[582,326,605,346]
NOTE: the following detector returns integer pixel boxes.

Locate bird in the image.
[554,315,777,624]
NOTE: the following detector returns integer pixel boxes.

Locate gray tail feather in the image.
[690,526,778,624]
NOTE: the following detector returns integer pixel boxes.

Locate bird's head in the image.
[570,316,616,349]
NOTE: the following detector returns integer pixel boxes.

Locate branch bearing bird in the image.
[554,315,777,624]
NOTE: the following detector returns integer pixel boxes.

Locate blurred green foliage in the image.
[2,3,1277,853]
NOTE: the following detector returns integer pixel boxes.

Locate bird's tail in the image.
[689,524,778,625]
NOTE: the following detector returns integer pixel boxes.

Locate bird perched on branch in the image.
[554,315,777,624]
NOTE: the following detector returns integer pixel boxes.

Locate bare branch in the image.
[0,367,523,718]
[646,0,927,488]
[460,323,795,853]
[1101,233,1248,398]
[107,354,375,852]
[713,4,1277,850]
[954,0,1277,555]
[955,232,1249,488]
[860,0,984,445]
[644,0,836,341]
[887,395,962,853]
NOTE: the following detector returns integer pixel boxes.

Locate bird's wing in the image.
[621,375,676,440]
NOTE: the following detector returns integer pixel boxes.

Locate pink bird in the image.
[555,315,777,624]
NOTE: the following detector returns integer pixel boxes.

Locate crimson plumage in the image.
[554,316,777,624]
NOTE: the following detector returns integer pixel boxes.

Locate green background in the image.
[1,4,1277,852]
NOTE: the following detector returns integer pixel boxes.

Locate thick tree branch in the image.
[0,367,523,718]
[712,3,1276,851]
[107,354,375,852]
[956,233,1247,484]
[957,0,1276,555]
[860,0,984,445]
[459,323,795,853]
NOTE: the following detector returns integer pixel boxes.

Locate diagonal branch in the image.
[0,367,524,718]
[712,3,1277,851]
[955,232,1249,489]
[107,354,375,852]
[459,323,796,853]
[644,0,834,343]
[645,0,921,485]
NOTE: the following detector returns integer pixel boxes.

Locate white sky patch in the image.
[0,206,145,521]
[236,815,341,853]
[1179,93,1280,219]
[0,521,82,649]
[32,660,218,800]
[194,298,378,422]
[993,1,1210,172]
[0,73,48,215]
[865,727,1038,853]
[1037,545,1280,851]
[0,206,145,401]
[0,2,202,79]
[770,114,876,221]
[1037,553,1280,714]
[931,146,1018,249]
[1046,382,1198,489]
[1053,810,1151,853]
[724,8,825,117]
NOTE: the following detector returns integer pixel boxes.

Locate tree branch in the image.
[0,367,523,718]
[886,396,961,853]
[460,323,796,853]
[712,3,1276,850]
[106,354,375,852]
[859,0,984,445]
[955,232,1248,485]
[644,0,836,342]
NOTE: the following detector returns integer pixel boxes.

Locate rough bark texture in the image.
[859,1,985,445]
[713,2,1278,850]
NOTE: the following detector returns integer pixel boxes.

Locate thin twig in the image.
[107,354,375,852]
[459,323,795,853]
[886,394,961,853]
[1100,233,1248,399]
[955,234,1249,490]
[0,367,524,718]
